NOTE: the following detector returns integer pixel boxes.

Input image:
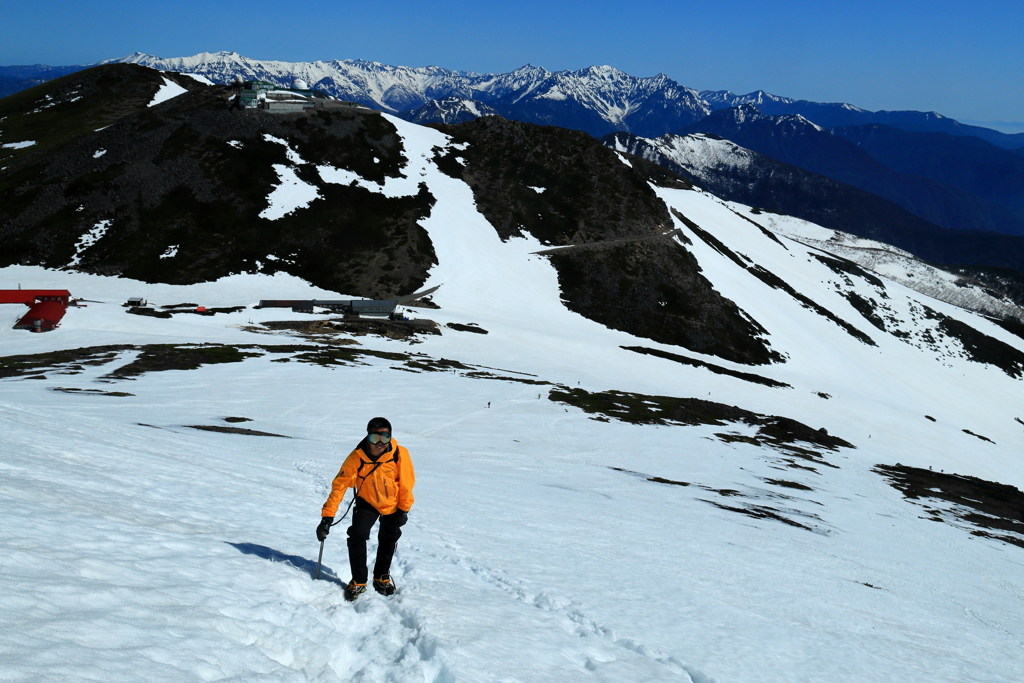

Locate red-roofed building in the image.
[0,290,72,332]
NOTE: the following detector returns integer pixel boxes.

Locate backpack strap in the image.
[355,444,399,479]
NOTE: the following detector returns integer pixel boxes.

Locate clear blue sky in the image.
[3,0,1022,127]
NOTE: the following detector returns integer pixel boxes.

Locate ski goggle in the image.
[368,432,392,445]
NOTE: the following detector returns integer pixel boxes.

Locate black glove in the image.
[392,509,409,527]
[316,517,334,542]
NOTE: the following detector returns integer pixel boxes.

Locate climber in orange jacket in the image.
[317,416,415,601]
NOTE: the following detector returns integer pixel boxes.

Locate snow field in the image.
[4,112,1024,681]
[5,344,1024,682]
[749,205,1024,322]
[655,187,1024,481]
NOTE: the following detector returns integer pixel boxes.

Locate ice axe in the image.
[314,487,361,581]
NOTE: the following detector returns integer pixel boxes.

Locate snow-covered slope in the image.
[611,131,760,178]
[742,205,1024,322]
[607,131,1024,322]
[398,96,499,125]
[470,64,710,135]
[4,114,1024,682]
[700,88,801,111]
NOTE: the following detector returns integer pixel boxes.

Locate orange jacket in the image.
[321,439,415,517]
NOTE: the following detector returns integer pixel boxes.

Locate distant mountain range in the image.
[98,52,713,138]
[5,52,1023,147]
[699,89,1024,150]
[3,52,1024,245]
[671,105,1024,237]
[0,64,91,99]
[401,97,499,125]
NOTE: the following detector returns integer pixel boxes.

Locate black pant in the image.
[347,497,403,584]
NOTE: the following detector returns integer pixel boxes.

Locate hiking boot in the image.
[373,574,397,596]
[344,580,367,602]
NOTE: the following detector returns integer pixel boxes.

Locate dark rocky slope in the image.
[0,64,436,297]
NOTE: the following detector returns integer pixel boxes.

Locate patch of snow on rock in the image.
[316,117,429,198]
[260,166,321,220]
[148,77,188,107]
[93,149,107,159]
[2,141,36,149]
[263,134,305,165]
[180,72,215,85]
[67,220,112,267]
[317,165,364,187]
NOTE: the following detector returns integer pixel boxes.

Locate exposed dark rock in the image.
[104,344,262,378]
[842,292,887,331]
[812,253,885,288]
[547,236,782,365]
[127,307,173,319]
[875,463,1024,549]
[622,345,789,387]
[921,305,1024,378]
[611,465,823,531]
[186,425,290,438]
[962,429,995,444]
[705,500,815,531]
[765,479,814,491]
[549,386,853,452]
[262,318,441,340]
[0,345,130,378]
[50,387,135,397]
[446,322,488,334]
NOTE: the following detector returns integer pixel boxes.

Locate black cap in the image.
[367,416,392,433]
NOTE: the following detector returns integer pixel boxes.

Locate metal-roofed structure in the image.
[235,79,316,112]
[256,286,440,318]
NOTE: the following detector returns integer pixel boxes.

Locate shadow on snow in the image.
[226,541,345,586]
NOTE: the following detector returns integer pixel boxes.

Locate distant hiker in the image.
[487,401,491,408]
[317,417,415,601]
